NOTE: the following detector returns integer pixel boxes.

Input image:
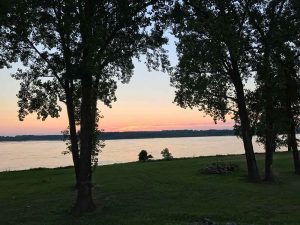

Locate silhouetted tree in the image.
[247,0,283,181]
[1,0,168,213]
[249,0,300,176]
[170,0,260,181]
[138,150,153,161]
[161,148,173,160]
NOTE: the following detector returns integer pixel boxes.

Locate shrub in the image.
[161,148,173,160]
[202,162,239,175]
[138,150,153,162]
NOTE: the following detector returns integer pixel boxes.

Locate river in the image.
[0,135,293,171]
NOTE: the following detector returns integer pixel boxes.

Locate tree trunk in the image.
[230,65,260,182]
[88,77,100,182]
[73,0,97,213]
[74,75,96,213]
[264,132,276,181]
[287,134,292,152]
[65,80,80,188]
[286,91,300,174]
[290,120,300,174]
[284,66,300,174]
[264,98,276,181]
[264,135,273,181]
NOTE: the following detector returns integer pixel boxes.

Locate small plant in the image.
[138,150,153,162]
[187,218,239,225]
[161,148,173,160]
[202,162,239,175]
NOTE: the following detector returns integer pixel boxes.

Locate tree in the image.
[272,0,300,174]
[2,0,168,213]
[170,0,260,181]
[2,0,115,188]
[161,148,173,160]
[276,47,300,174]
[247,0,284,181]
[249,0,300,176]
[138,150,153,161]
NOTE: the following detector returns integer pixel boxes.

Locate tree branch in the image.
[25,38,64,87]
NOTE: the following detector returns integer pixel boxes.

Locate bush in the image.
[138,150,153,162]
[187,218,239,225]
[161,148,173,160]
[202,162,239,175]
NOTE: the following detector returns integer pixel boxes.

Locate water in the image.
[0,136,292,172]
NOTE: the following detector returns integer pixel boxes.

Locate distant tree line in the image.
[0,129,235,142]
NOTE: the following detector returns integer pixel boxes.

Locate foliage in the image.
[245,0,300,150]
[138,150,153,162]
[61,112,105,169]
[170,0,254,122]
[161,147,173,160]
[91,111,105,168]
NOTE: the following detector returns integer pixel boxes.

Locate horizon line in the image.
[0,128,234,137]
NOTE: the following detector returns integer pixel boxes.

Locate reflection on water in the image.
[0,135,292,171]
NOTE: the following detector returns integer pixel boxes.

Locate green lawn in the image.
[1,152,300,225]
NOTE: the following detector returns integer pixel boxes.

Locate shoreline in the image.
[0,151,290,174]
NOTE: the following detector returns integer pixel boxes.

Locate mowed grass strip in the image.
[0,152,299,225]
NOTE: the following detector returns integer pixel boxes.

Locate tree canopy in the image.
[170,0,260,181]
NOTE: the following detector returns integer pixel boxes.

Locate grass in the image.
[0,152,300,225]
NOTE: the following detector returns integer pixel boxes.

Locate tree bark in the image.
[263,55,276,182]
[65,80,80,187]
[230,64,261,182]
[74,75,96,213]
[88,77,100,182]
[290,120,300,174]
[73,0,97,213]
[285,72,300,174]
[264,90,276,181]
[287,134,292,152]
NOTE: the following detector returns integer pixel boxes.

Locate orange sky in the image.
[0,102,234,135]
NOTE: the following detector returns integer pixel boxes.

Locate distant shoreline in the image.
[0,129,235,142]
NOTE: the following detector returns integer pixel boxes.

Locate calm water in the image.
[0,136,293,172]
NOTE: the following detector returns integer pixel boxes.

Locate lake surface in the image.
[0,136,294,172]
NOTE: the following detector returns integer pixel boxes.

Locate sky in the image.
[0,40,234,136]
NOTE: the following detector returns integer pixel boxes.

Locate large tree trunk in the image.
[263,57,276,182]
[230,65,260,182]
[88,77,100,182]
[264,130,276,181]
[287,134,292,152]
[65,80,80,188]
[74,75,96,213]
[264,89,276,181]
[74,0,96,213]
[290,120,300,174]
[285,78,300,174]
[264,126,273,181]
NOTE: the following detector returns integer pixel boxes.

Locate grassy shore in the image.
[0,152,300,225]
